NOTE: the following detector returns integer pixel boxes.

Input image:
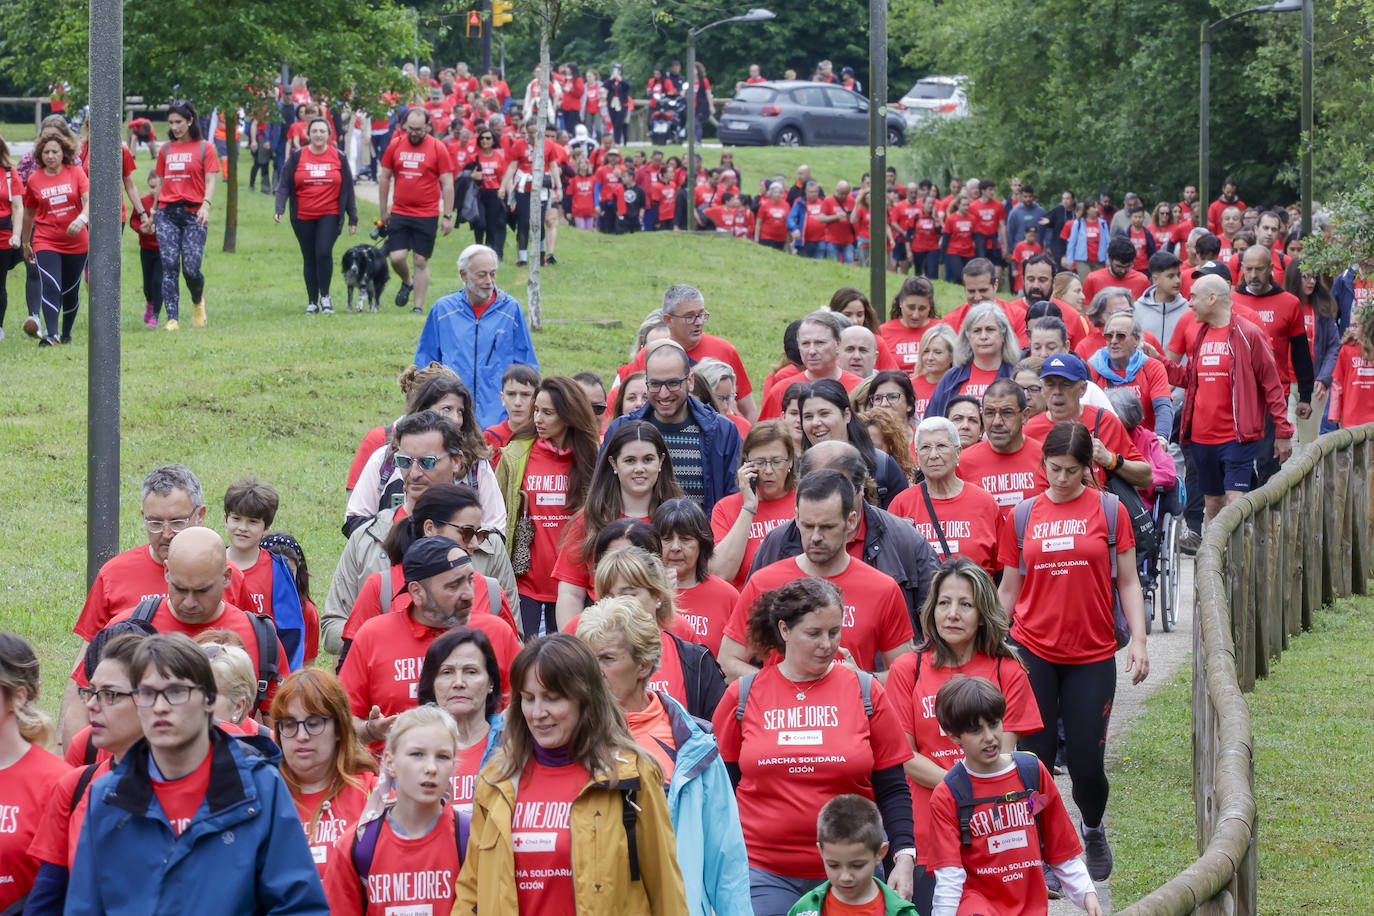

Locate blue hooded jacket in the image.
[413,285,540,428]
[656,693,752,916]
[66,730,328,916]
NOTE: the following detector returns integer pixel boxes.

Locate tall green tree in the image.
[0,0,421,250]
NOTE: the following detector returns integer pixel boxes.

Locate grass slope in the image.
[0,153,961,711]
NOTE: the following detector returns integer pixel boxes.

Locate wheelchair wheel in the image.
[1160,514,1180,632]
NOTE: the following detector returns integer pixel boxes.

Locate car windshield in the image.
[734,86,775,103]
[907,80,956,100]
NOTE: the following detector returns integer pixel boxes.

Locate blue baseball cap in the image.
[1039,353,1088,382]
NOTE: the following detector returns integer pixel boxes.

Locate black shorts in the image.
[385,213,439,259]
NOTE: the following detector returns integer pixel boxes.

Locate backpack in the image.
[735,667,875,721]
[942,751,1043,847]
[131,595,280,706]
[70,762,102,812]
[1012,492,1131,649]
[1092,412,1159,562]
[351,805,470,908]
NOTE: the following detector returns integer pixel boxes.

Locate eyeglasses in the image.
[441,522,489,545]
[277,715,331,738]
[869,391,905,405]
[646,376,688,392]
[394,454,444,470]
[667,310,709,325]
[1105,332,1134,342]
[144,516,195,534]
[78,687,135,706]
[591,403,607,416]
[1019,384,1043,396]
[748,457,789,470]
[982,408,1021,421]
[131,684,201,707]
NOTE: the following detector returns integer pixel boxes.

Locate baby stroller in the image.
[1141,478,1186,633]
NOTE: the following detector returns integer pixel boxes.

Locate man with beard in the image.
[1014,252,1090,349]
[1206,176,1246,235]
[1083,236,1150,303]
[378,108,456,314]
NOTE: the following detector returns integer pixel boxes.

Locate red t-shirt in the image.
[1188,324,1238,444]
[821,888,885,916]
[798,199,827,244]
[1126,226,1152,271]
[956,364,1000,400]
[340,608,520,721]
[758,368,864,420]
[1061,220,1102,263]
[878,319,936,378]
[28,757,112,869]
[451,739,488,812]
[156,140,219,206]
[885,651,1042,865]
[511,760,589,916]
[911,213,942,253]
[674,574,740,655]
[446,138,475,173]
[342,564,518,644]
[1082,266,1150,303]
[1009,242,1043,291]
[756,200,791,243]
[23,165,89,254]
[703,205,753,238]
[956,438,1047,519]
[650,181,678,222]
[969,199,1006,237]
[293,146,344,220]
[323,804,462,916]
[620,334,753,397]
[1166,305,1262,357]
[1024,405,1144,486]
[1151,224,1176,252]
[886,482,1003,572]
[942,213,976,257]
[709,491,797,590]
[995,488,1135,664]
[1231,289,1305,386]
[568,175,596,217]
[1330,343,1374,428]
[823,195,856,245]
[295,773,377,877]
[130,191,160,251]
[381,135,454,217]
[711,664,912,877]
[74,545,244,640]
[2,744,72,907]
[723,557,914,670]
[236,547,276,618]
[517,439,578,602]
[911,375,938,420]
[0,168,24,247]
[474,149,507,191]
[151,747,214,835]
[1088,358,1173,435]
[551,513,647,593]
[852,205,871,244]
[347,426,390,491]
[928,757,1081,916]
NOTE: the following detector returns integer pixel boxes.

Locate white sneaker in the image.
[320,295,334,314]
[305,302,319,315]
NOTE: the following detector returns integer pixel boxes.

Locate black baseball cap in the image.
[401,536,470,591]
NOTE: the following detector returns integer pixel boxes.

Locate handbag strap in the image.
[920,481,953,561]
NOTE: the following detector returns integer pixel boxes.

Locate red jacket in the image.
[1177,315,1293,444]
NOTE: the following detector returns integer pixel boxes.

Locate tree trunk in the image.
[526,9,551,331]
[222,114,238,252]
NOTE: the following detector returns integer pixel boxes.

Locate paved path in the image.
[1046,556,1196,914]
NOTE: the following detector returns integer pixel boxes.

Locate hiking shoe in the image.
[165,319,180,331]
[59,334,71,345]
[545,253,557,265]
[1081,822,1113,880]
[23,315,39,338]
[143,303,157,327]
[38,335,59,347]
[320,295,334,314]
[395,282,413,307]
[1043,863,1062,899]
[191,301,207,327]
[411,306,423,315]
[305,302,319,315]
[1179,529,1202,556]
[516,258,528,267]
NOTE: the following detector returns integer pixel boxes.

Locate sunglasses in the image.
[394,454,444,470]
[442,522,490,545]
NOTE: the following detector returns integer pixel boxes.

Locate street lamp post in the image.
[686,8,775,231]
[1198,0,1301,222]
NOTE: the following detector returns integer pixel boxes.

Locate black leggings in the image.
[518,596,558,641]
[474,187,507,260]
[290,213,341,303]
[1017,646,1115,826]
[0,246,21,328]
[34,249,87,339]
[140,248,164,315]
[514,190,546,255]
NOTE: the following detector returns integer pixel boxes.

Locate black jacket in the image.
[748,501,939,636]
[274,145,359,229]
[669,632,727,720]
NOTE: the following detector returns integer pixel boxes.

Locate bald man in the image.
[840,325,879,378]
[1177,274,1292,523]
[61,527,289,743]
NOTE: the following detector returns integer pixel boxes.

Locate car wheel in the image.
[775,125,803,147]
[886,124,905,147]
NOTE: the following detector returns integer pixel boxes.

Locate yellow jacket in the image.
[453,751,690,916]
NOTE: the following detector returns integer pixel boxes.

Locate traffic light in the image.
[466,9,482,37]
[492,0,513,27]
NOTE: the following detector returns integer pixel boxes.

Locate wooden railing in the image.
[1120,425,1374,915]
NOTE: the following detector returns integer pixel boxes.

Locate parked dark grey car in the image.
[717,80,907,147]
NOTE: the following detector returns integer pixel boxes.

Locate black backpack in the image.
[131,595,280,706]
[1092,412,1159,562]
[942,750,1043,847]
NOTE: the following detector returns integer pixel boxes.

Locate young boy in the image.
[927,676,1102,916]
[223,477,280,618]
[1009,225,1042,295]
[129,171,162,328]
[788,795,918,916]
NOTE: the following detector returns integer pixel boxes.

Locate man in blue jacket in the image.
[414,243,539,428]
[67,633,328,916]
[602,340,741,514]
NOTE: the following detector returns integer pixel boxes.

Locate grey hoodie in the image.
[1134,284,1191,352]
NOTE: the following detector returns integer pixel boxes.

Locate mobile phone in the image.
[749,475,758,494]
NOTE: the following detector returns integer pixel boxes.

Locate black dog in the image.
[341,244,389,313]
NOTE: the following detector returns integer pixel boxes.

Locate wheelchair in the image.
[1140,477,1185,633]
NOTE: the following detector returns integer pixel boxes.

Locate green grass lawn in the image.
[1107,594,1374,911]
[0,154,962,713]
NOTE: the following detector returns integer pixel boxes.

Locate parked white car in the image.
[894,75,970,128]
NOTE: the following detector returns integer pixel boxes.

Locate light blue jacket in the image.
[656,692,752,916]
[414,286,539,428]
[66,730,328,916]
[1065,216,1110,265]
